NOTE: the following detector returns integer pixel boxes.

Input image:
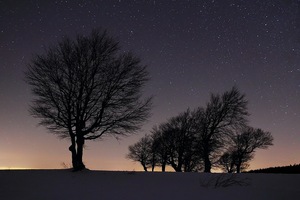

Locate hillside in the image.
[0,170,299,200]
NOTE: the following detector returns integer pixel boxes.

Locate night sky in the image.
[0,0,299,171]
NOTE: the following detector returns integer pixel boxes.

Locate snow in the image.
[0,170,299,200]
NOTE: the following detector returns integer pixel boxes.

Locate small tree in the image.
[26,29,152,171]
[218,150,237,173]
[218,148,250,173]
[230,127,273,173]
[127,135,154,171]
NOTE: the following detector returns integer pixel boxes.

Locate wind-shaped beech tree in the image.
[127,134,154,172]
[160,109,198,172]
[194,87,249,173]
[220,127,273,173]
[26,29,152,171]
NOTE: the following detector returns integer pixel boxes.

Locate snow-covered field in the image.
[0,170,299,200]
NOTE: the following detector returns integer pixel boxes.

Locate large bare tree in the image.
[26,29,152,171]
[194,87,249,172]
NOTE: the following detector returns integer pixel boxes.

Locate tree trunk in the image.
[151,154,155,172]
[69,144,76,169]
[69,135,86,171]
[204,153,211,173]
[75,136,86,171]
[161,163,166,172]
[236,161,241,173]
[142,164,148,172]
[161,156,167,172]
[151,164,155,172]
[176,168,182,172]
[177,158,183,172]
[69,136,77,170]
[170,161,182,172]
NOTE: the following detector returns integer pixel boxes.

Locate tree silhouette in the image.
[127,135,154,171]
[125,87,273,173]
[129,109,200,172]
[26,29,152,171]
[194,87,249,173]
[218,148,250,173]
[162,109,197,172]
[218,151,237,173]
[225,127,273,173]
[151,109,200,172]
[151,125,170,172]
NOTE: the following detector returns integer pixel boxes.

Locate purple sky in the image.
[0,0,299,170]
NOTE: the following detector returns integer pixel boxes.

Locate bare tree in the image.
[26,29,152,171]
[218,148,250,173]
[162,109,198,172]
[151,125,170,172]
[127,135,154,171]
[139,110,198,172]
[218,150,237,173]
[229,127,273,173]
[194,87,249,173]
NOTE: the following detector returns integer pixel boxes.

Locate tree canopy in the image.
[26,29,152,171]
[127,87,273,173]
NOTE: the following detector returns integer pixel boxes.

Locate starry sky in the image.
[0,0,299,171]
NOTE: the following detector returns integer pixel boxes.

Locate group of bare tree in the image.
[127,87,273,173]
[26,29,273,173]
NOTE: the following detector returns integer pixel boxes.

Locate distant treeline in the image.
[247,164,300,174]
